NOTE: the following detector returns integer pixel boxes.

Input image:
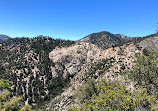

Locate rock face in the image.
[48,41,142,110]
[49,42,105,78]
[0,34,11,41]
[79,31,134,49]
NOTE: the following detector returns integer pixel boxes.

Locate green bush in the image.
[124,50,158,95]
[69,80,158,111]
[0,79,33,111]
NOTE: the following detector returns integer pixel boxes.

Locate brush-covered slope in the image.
[79,31,134,49]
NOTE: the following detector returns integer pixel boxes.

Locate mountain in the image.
[0,34,11,41]
[79,31,134,49]
[0,32,158,110]
[0,36,75,109]
[48,42,140,110]
[47,33,158,110]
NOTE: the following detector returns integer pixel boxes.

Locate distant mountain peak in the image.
[0,34,11,41]
[79,31,133,49]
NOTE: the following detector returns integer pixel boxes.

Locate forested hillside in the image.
[0,32,158,111]
[0,36,75,109]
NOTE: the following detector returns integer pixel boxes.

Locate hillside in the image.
[0,36,75,108]
[0,34,11,42]
[79,31,134,49]
[0,32,158,110]
[47,33,158,110]
[47,42,140,110]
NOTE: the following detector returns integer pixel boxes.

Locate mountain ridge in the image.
[0,32,158,110]
[0,34,11,41]
[79,31,134,49]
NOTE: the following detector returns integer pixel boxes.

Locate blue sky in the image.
[0,0,158,40]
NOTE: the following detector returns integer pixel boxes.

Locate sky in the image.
[0,0,158,40]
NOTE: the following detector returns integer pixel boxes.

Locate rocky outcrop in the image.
[48,41,142,111]
[49,42,105,78]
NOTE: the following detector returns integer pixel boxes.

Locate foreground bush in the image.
[0,79,33,111]
[69,80,158,111]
